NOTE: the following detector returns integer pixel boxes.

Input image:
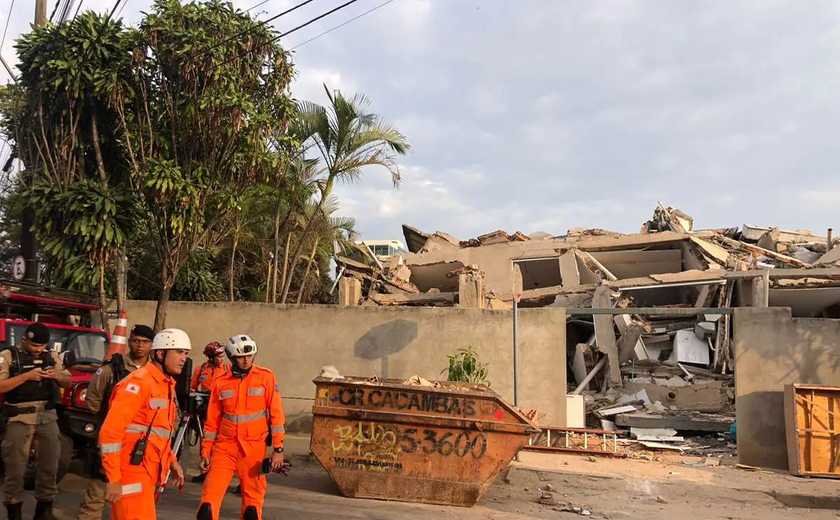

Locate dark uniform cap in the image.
[130,324,155,342]
[25,322,50,345]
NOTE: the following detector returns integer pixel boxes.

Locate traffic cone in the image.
[103,310,128,361]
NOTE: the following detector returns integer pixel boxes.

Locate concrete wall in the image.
[404,232,689,297]
[117,302,567,432]
[733,307,840,469]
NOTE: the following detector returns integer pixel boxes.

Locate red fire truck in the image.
[0,279,109,488]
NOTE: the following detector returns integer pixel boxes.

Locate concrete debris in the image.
[343,203,836,453]
[319,366,344,379]
[402,375,439,387]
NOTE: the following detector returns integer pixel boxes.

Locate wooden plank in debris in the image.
[370,292,456,306]
[593,286,621,386]
[715,236,812,268]
[614,413,733,432]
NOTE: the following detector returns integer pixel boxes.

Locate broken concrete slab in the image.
[596,404,639,417]
[593,286,621,386]
[371,291,456,306]
[614,412,733,432]
[630,427,678,439]
[815,245,840,267]
[741,224,826,244]
[559,250,581,287]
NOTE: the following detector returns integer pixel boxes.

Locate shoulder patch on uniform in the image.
[126,383,140,395]
[275,383,280,393]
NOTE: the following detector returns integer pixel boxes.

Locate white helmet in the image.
[226,334,257,357]
[152,328,191,351]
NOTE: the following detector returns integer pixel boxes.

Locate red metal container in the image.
[310,375,539,507]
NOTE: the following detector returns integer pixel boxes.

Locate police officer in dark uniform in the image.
[0,322,71,520]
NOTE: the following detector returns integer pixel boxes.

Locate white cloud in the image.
[2,0,840,242]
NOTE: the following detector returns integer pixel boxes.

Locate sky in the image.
[2,0,840,243]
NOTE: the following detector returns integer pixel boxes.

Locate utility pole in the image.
[19,0,48,284]
[35,0,47,24]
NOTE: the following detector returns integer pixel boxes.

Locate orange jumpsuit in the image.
[98,362,178,520]
[198,365,285,520]
[191,361,231,392]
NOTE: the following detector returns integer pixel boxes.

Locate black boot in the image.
[191,472,207,483]
[5,502,23,520]
[32,500,57,520]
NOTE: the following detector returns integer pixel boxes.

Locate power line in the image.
[115,0,127,19]
[246,0,274,12]
[1,0,16,53]
[197,0,318,60]
[210,0,361,72]
[49,0,62,22]
[72,0,83,20]
[290,0,396,51]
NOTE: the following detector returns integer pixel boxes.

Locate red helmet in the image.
[203,342,225,358]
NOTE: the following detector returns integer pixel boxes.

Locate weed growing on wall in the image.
[443,345,490,386]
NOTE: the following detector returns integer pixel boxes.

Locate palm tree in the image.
[295,195,357,304]
[277,84,410,303]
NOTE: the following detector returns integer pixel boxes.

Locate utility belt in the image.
[3,402,55,418]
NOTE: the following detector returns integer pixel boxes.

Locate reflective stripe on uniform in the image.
[125,423,172,438]
[220,390,234,399]
[275,383,280,392]
[271,426,285,434]
[122,483,142,495]
[204,431,217,440]
[222,410,266,423]
[100,443,122,454]
[247,387,264,396]
[149,398,168,409]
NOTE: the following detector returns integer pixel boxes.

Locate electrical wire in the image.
[246,0,274,12]
[72,0,83,20]
[0,0,16,53]
[49,0,62,22]
[197,0,318,60]
[290,0,396,51]
[209,0,361,72]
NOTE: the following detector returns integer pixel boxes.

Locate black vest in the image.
[5,347,57,405]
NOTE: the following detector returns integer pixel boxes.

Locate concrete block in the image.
[338,277,362,306]
[566,394,585,428]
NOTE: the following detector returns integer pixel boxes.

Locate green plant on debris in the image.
[442,345,490,386]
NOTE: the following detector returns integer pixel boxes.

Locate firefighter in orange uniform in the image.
[196,334,285,520]
[190,342,230,393]
[98,329,190,520]
[189,342,230,484]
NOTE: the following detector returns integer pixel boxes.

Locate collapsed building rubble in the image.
[334,202,840,450]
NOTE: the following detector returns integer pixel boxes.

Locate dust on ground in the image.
[18,435,840,520]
